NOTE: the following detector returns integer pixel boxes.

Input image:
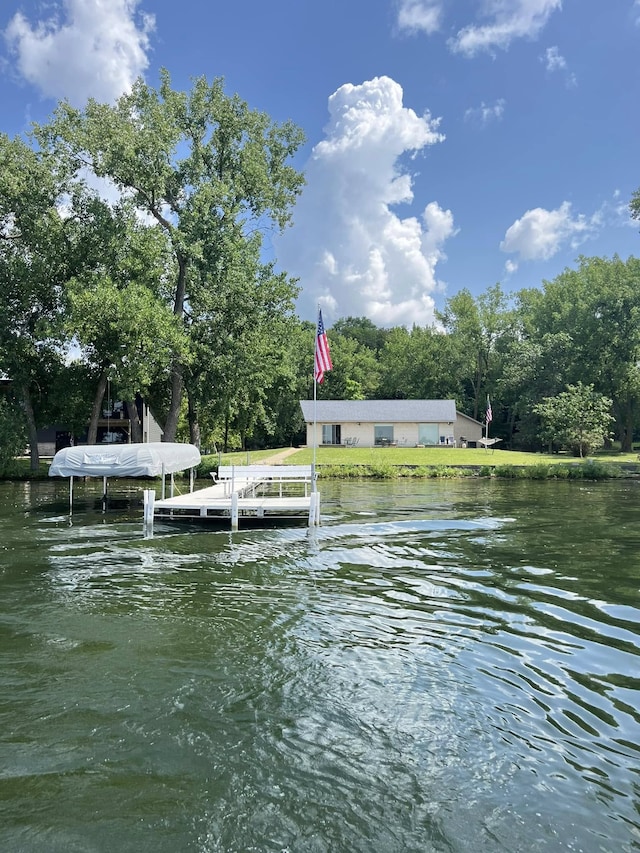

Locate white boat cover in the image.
[49,442,201,478]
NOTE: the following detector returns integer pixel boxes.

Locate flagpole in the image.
[312,356,317,484]
[312,311,318,490]
[312,308,332,492]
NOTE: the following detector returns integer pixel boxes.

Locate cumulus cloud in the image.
[277,76,455,327]
[450,0,562,57]
[500,201,600,262]
[397,1,443,35]
[464,98,506,125]
[4,0,154,106]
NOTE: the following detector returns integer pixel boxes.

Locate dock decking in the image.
[151,464,319,529]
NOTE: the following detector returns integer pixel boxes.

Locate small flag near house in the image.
[314,309,333,384]
[485,395,493,425]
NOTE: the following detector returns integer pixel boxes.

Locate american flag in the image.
[314,310,333,384]
[486,395,493,425]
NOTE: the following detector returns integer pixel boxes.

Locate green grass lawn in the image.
[279,446,638,467]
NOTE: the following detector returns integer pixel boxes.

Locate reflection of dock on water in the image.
[151,465,319,530]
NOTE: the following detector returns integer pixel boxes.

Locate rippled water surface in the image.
[0,477,639,852]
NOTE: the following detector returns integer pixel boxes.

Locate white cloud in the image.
[541,46,577,86]
[542,45,565,72]
[464,98,506,125]
[500,201,599,262]
[450,0,563,57]
[277,76,455,327]
[4,0,154,106]
[504,259,519,275]
[397,1,443,35]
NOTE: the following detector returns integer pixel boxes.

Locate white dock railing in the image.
[214,465,314,498]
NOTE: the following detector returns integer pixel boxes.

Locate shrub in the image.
[528,463,553,480]
[551,464,571,479]
[493,465,522,479]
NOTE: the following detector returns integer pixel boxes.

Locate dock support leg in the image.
[143,489,155,534]
[231,492,239,531]
[309,491,318,526]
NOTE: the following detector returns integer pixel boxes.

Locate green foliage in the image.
[0,398,26,473]
[516,256,640,451]
[37,70,306,443]
[527,463,554,479]
[493,465,524,478]
[534,382,613,457]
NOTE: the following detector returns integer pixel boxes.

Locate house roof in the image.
[299,399,458,423]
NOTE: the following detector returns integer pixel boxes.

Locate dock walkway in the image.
[151,463,318,529]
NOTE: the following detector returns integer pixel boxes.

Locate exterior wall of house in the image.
[453,416,483,447]
[143,404,164,443]
[306,420,459,448]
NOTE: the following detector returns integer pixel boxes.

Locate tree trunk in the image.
[187,388,201,449]
[126,399,142,443]
[621,401,634,452]
[163,253,189,442]
[163,362,183,442]
[87,371,108,445]
[20,382,40,471]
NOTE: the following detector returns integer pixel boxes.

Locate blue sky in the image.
[2,1,639,327]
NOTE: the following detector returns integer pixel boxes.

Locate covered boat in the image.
[49,443,202,514]
[49,442,201,478]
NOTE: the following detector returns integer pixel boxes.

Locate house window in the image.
[418,424,438,445]
[374,425,394,446]
[322,424,341,445]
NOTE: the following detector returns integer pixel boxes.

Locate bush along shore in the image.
[312,460,624,480]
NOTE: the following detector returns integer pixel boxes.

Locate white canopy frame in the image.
[49,443,202,514]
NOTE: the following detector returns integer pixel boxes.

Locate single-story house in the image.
[299,399,483,448]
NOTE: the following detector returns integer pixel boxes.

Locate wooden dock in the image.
[150,464,319,529]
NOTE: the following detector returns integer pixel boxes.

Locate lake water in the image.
[0,476,639,852]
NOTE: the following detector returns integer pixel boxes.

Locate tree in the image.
[332,316,388,354]
[0,393,26,473]
[533,383,613,457]
[0,133,74,468]
[519,256,640,451]
[39,70,305,441]
[438,284,513,421]
[377,325,462,402]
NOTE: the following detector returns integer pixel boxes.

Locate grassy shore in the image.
[201,446,637,481]
[4,445,639,481]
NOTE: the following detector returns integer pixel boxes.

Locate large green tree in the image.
[534,383,613,457]
[38,71,305,442]
[377,325,460,401]
[438,284,513,421]
[0,133,74,468]
[517,256,640,451]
